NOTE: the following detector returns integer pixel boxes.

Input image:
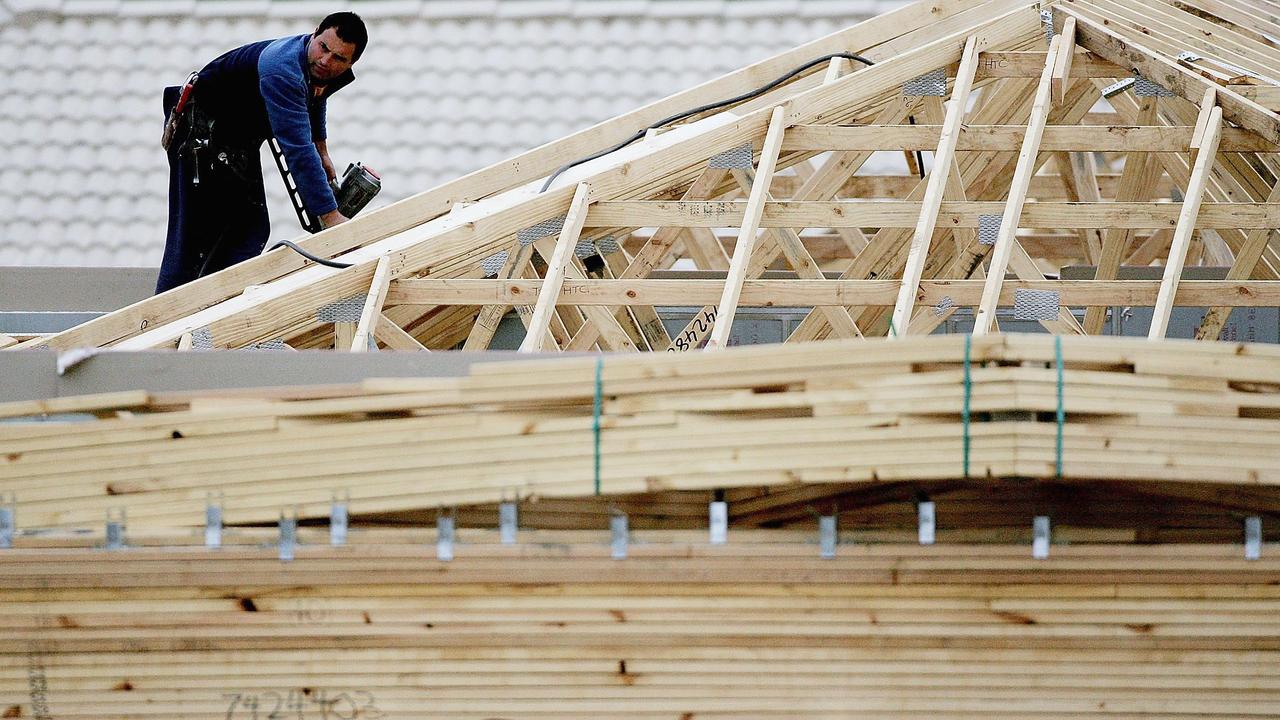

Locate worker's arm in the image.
[311,95,341,225]
[315,139,337,183]
[258,70,338,219]
[313,141,345,226]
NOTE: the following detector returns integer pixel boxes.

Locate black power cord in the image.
[539,52,875,193]
[274,238,354,268]
[283,52,877,269]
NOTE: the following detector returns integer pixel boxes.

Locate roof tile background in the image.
[0,0,902,267]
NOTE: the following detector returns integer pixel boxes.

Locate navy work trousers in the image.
[156,86,271,294]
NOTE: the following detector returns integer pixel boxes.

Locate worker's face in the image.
[307,28,357,83]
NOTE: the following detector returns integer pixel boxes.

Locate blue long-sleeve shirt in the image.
[194,34,354,217]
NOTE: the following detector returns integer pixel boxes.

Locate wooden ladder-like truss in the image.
[9,0,1280,354]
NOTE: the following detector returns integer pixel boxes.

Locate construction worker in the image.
[156,12,368,294]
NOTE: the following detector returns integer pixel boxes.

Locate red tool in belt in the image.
[160,72,199,151]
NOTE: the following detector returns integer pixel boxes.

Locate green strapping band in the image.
[962,335,972,478]
[1055,335,1065,478]
[593,356,604,495]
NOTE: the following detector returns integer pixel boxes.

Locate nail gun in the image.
[268,137,381,233]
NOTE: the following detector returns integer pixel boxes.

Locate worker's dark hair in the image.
[316,12,368,62]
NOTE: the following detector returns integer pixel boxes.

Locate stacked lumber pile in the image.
[351,478,1276,543]
[2,0,1278,714]
[2,529,1278,718]
[2,334,1278,530]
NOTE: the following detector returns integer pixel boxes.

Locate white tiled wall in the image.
[0,0,903,267]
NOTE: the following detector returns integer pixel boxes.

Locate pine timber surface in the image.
[14,0,1280,352]
[3,533,1280,719]
[5,1,1280,712]
[8,0,1040,352]
[3,334,1280,530]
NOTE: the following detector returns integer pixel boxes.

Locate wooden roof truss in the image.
[13,0,1280,354]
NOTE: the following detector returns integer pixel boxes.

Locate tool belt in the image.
[162,76,259,195]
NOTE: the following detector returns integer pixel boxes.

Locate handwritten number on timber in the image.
[224,690,383,719]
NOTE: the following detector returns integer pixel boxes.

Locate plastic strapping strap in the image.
[593,356,604,496]
[1055,335,1065,478]
[962,335,972,478]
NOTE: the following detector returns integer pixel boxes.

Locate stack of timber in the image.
[4,1,1280,715]
[3,530,1279,719]
[359,478,1280,543]
[2,334,1279,531]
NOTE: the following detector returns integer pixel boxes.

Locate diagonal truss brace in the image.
[890,36,981,338]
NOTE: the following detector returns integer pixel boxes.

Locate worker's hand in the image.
[319,209,349,228]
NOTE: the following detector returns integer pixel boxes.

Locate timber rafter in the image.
[9,0,1280,352]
